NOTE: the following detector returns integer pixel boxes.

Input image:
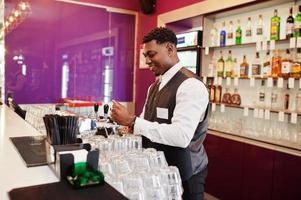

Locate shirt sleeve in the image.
[134,78,209,148]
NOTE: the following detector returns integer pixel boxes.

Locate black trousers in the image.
[182,166,208,200]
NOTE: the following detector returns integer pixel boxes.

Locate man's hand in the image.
[111,100,135,126]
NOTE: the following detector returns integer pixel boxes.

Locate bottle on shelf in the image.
[272,49,281,77]
[294,5,301,38]
[280,49,292,79]
[210,25,219,47]
[284,93,290,110]
[208,79,216,102]
[286,7,294,39]
[252,52,262,77]
[231,88,241,106]
[235,19,242,45]
[271,92,278,110]
[222,88,232,104]
[232,58,240,78]
[256,14,264,41]
[217,51,225,77]
[296,89,301,112]
[227,21,234,46]
[225,50,233,77]
[220,21,226,47]
[207,59,216,77]
[215,85,222,103]
[258,80,266,108]
[262,50,272,78]
[240,55,249,78]
[270,9,281,40]
[245,17,252,43]
[291,48,301,78]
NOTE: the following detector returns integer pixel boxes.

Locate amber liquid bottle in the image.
[215,85,222,103]
[272,49,281,77]
[280,49,292,79]
[240,55,249,78]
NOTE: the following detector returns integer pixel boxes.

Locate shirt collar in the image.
[159,61,182,89]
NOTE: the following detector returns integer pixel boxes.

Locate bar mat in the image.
[10,136,47,167]
[9,181,128,200]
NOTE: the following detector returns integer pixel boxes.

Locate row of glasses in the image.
[24,104,56,134]
[84,133,183,200]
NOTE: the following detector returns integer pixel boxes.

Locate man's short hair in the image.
[143,27,177,46]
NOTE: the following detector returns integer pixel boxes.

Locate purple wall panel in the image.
[5,0,135,103]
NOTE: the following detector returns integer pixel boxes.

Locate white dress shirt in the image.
[134,61,209,148]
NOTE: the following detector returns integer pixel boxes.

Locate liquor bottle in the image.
[294,5,301,38]
[220,21,226,47]
[227,21,234,45]
[280,49,292,78]
[284,94,290,110]
[262,50,272,78]
[215,85,222,103]
[245,17,252,43]
[231,88,241,106]
[286,7,294,39]
[296,89,301,112]
[232,58,240,77]
[222,88,232,104]
[235,19,242,45]
[252,52,262,77]
[225,50,233,77]
[240,55,249,78]
[207,60,216,77]
[272,49,281,77]
[217,51,225,77]
[291,48,301,78]
[210,25,218,47]
[209,79,216,102]
[270,9,281,40]
[256,14,264,41]
[258,80,266,108]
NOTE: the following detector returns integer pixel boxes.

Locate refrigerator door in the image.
[178,50,198,74]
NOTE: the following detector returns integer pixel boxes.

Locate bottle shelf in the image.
[210,102,301,116]
[204,38,290,49]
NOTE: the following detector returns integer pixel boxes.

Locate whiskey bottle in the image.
[291,48,301,78]
[215,85,222,103]
[286,7,294,39]
[270,9,281,40]
[252,52,262,77]
[280,49,292,79]
[240,55,249,78]
[262,50,272,78]
[272,49,281,77]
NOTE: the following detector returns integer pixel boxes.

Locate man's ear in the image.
[166,42,176,54]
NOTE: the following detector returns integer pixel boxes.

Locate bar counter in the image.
[0,105,59,200]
